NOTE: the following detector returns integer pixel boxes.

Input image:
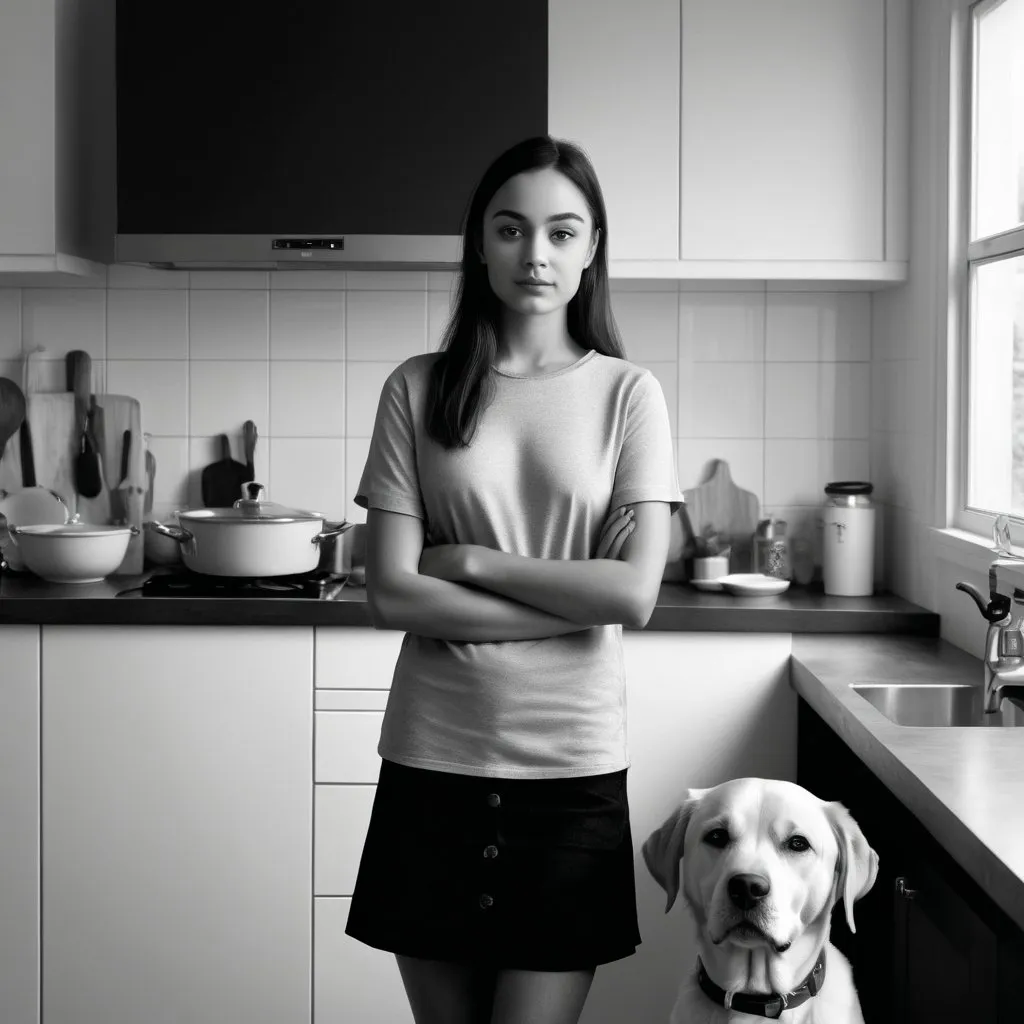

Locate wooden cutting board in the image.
[682,458,760,573]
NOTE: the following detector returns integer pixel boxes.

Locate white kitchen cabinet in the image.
[315,898,414,1024]
[580,631,796,1024]
[0,0,113,278]
[315,626,405,689]
[548,0,681,262]
[0,626,40,1024]
[40,626,314,1024]
[679,0,893,264]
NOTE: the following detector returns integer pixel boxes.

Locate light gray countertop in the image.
[791,634,1024,933]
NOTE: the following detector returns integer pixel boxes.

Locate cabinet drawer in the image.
[315,712,383,783]
[314,785,375,897]
[314,897,414,1024]
[314,627,404,689]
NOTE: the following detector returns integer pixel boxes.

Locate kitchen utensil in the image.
[0,487,71,570]
[144,444,155,516]
[201,434,253,508]
[6,518,138,584]
[68,351,102,499]
[719,573,791,597]
[91,394,108,486]
[110,429,131,523]
[19,418,36,487]
[146,482,355,577]
[143,512,183,566]
[243,419,257,478]
[682,459,760,574]
[821,481,875,596]
[0,377,27,464]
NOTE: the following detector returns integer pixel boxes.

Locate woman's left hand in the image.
[418,543,480,583]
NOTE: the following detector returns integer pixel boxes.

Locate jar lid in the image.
[13,519,134,538]
[824,481,874,497]
[177,483,325,525]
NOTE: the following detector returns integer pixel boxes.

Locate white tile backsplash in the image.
[269,291,345,360]
[0,278,872,525]
[189,290,269,360]
[107,290,188,360]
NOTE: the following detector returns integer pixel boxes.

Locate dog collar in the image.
[696,947,827,1019]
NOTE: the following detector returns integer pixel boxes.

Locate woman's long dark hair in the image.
[426,136,625,450]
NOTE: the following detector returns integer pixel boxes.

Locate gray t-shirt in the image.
[356,348,683,779]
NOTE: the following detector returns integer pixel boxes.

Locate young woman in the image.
[345,135,682,1024]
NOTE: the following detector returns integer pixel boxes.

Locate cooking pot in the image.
[145,483,355,577]
[5,517,139,583]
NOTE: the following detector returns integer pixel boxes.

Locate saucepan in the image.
[145,482,355,577]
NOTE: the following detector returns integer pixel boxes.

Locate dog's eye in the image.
[786,835,811,852]
[703,828,730,848]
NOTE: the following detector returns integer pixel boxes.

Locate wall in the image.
[870,0,998,659]
[0,268,872,564]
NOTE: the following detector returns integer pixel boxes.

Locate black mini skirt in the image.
[344,759,642,972]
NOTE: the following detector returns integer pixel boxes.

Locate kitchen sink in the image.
[851,683,1024,727]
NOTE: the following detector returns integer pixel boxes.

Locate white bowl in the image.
[8,521,137,583]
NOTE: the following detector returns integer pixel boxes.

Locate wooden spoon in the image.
[0,377,27,465]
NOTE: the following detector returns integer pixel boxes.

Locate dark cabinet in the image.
[797,698,1021,1024]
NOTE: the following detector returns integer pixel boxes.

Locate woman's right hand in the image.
[594,505,635,560]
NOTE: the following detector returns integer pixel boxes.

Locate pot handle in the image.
[312,521,356,546]
[145,519,194,546]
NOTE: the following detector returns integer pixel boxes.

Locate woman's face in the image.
[479,167,600,317]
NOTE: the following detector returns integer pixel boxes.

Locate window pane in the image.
[967,253,1024,514]
[973,0,1024,240]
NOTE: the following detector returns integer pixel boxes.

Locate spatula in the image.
[0,377,27,465]
[201,434,252,508]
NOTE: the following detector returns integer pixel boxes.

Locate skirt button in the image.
[483,844,499,859]
[479,893,495,909]
[486,792,501,808]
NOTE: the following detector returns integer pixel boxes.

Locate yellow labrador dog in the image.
[642,778,878,1023]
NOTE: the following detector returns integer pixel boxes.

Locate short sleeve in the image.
[354,366,426,519]
[610,371,684,514]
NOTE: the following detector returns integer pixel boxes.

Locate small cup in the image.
[693,554,729,581]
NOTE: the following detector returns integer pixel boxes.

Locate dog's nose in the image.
[727,873,771,910]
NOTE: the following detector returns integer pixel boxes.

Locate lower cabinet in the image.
[797,697,1022,1024]
[0,626,41,1024]
[40,626,315,1024]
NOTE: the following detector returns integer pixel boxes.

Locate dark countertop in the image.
[0,569,940,632]
[791,635,1024,934]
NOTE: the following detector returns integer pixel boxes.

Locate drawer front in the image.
[315,690,389,712]
[314,627,404,689]
[315,711,383,783]
[314,897,414,1023]
[314,785,375,897]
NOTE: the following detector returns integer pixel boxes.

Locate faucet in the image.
[956,516,1024,713]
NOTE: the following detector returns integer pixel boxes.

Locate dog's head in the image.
[641,778,878,953]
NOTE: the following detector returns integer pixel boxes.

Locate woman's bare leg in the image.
[396,955,497,1024]
[489,967,596,1024]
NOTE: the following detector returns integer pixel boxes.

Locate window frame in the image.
[949,0,1024,539]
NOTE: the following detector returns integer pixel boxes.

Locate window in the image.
[961,0,1024,532]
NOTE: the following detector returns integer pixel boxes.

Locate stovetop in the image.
[133,569,350,600]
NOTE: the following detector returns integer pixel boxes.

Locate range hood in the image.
[114,2,547,271]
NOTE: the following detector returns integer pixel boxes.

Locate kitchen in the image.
[1,1,1023,1022]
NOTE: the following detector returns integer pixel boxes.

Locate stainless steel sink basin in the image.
[851,683,1024,727]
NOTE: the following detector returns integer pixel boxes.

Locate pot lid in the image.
[177,483,325,524]
[14,517,134,538]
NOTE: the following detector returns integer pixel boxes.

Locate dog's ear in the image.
[825,801,879,934]
[641,788,708,913]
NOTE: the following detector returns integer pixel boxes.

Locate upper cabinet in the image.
[550,0,909,285]
[0,0,113,280]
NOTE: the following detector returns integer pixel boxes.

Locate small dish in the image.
[691,578,725,592]
[719,573,791,597]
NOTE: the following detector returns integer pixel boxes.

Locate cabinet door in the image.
[41,626,314,1024]
[679,0,885,262]
[315,626,405,689]
[315,898,414,1024]
[548,0,680,261]
[894,856,999,1022]
[580,631,794,1024]
[0,626,40,1024]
